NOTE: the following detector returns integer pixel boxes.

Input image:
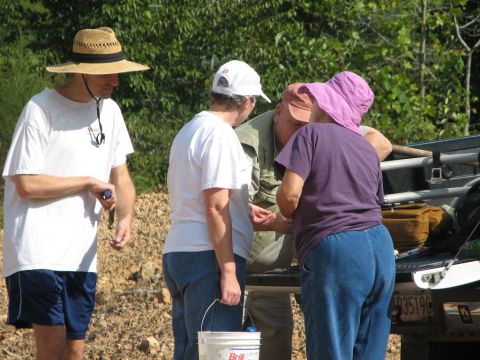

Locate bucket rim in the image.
[198,331,261,335]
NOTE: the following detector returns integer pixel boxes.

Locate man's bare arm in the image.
[363,126,392,161]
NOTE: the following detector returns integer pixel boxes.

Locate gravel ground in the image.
[0,192,401,359]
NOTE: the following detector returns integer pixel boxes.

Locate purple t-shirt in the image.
[275,123,384,264]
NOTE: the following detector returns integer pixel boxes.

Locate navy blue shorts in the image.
[5,270,97,340]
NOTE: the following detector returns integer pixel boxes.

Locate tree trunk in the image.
[420,0,427,99]
[464,52,472,135]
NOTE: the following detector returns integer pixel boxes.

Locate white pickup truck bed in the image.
[246,134,480,360]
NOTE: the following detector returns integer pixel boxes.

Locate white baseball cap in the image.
[211,60,271,103]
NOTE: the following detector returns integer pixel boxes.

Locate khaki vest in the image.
[236,110,294,270]
[235,110,282,212]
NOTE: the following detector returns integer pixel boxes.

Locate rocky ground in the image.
[0,192,401,359]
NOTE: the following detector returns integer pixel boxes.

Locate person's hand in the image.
[88,178,116,211]
[220,271,242,306]
[108,216,132,250]
[249,204,276,226]
[272,212,293,234]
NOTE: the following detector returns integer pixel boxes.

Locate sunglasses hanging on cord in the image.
[82,74,105,146]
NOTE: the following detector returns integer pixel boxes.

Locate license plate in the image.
[392,293,433,322]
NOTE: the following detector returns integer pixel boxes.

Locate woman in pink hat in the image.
[275,71,395,360]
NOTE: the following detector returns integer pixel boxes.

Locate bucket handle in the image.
[200,298,256,332]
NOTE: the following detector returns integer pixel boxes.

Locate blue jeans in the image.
[162,251,246,360]
[301,224,395,360]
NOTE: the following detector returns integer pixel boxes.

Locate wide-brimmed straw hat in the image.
[46,27,150,75]
[301,71,374,135]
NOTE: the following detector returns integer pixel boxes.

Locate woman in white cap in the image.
[163,60,274,360]
[276,71,395,360]
[2,27,149,360]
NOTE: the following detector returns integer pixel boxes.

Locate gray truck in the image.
[246,134,480,359]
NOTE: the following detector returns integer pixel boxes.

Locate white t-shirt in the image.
[163,111,253,259]
[2,88,134,277]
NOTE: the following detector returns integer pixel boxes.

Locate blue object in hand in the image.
[102,189,112,199]
[102,189,115,230]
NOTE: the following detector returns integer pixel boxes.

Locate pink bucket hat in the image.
[300,71,374,135]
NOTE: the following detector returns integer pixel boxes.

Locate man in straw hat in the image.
[2,27,149,359]
[235,82,391,360]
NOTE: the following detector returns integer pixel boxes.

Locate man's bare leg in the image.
[33,324,66,360]
[65,339,85,360]
[33,324,86,360]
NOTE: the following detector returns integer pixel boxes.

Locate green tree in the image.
[0,1,55,175]
[450,0,480,134]
[1,0,478,191]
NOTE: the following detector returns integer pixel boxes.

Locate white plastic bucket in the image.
[198,331,261,360]
[198,299,261,360]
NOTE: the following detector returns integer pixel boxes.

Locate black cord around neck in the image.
[82,74,105,146]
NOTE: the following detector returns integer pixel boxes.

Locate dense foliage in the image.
[1,0,479,192]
